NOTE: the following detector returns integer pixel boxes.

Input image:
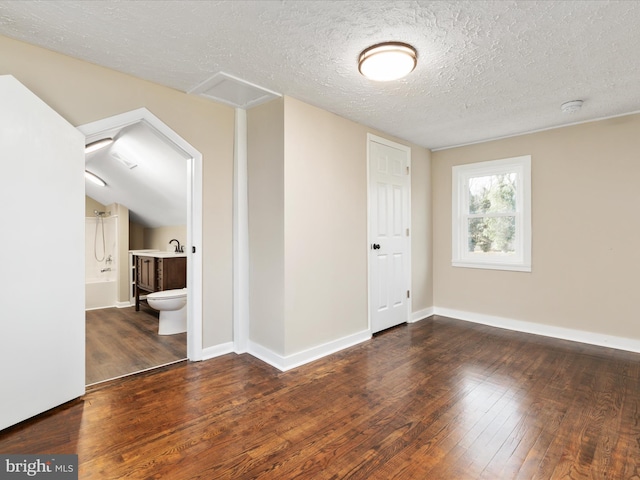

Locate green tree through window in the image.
[468,173,517,254]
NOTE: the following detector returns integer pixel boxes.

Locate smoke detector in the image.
[561,100,583,114]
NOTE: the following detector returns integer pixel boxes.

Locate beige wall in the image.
[85,196,106,217]
[247,97,286,354]
[410,146,433,313]
[432,113,640,339]
[143,225,187,252]
[248,96,432,357]
[283,97,369,353]
[129,221,145,251]
[1,35,235,348]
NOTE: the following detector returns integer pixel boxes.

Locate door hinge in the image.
[406,166,410,175]
[406,228,410,236]
[407,290,410,299]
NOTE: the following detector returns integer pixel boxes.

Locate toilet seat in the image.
[146,288,187,335]
[147,289,186,300]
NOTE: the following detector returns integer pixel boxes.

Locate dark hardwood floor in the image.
[3,316,640,479]
[85,303,186,385]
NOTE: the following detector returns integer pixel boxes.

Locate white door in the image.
[0,75,85,430]
[368,134,411,334]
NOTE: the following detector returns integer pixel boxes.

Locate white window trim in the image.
[452,155,531,272]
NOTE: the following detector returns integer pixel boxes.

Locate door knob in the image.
[372,243,381,250]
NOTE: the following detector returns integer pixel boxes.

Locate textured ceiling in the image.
[1,0,640,150]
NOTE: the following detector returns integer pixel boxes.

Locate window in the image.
[452,155,531,272]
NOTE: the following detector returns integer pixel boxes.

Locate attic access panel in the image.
[189,72,280,109]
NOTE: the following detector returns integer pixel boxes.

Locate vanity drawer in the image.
[136,256,156,291]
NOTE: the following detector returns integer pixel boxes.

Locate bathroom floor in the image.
[85,303,186,385]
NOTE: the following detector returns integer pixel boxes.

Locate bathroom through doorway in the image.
[79,108,203,385]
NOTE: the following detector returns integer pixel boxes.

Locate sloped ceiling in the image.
[1,1,639,151]
[85,121,189,228]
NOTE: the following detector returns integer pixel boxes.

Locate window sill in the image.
[452,261,531,272]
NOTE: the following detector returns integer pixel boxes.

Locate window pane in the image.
[452,155,530,271]
[468,173,517,214]
[467,216,516,254]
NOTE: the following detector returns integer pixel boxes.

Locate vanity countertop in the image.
[130,250,187,258]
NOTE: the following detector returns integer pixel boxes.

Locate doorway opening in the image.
[79,108,203,385]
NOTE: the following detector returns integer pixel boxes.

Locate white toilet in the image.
[146,288,187,335]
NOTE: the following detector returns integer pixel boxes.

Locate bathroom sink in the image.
[148,251,187,258]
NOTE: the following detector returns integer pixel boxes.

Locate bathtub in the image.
[85,214,118,310]
[85,276,117,310]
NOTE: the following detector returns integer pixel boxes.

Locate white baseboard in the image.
[201,341,235,361]
[200,307,640,370]
[434,307,640,354]
[410,307,434,323]
[248,329,372,372]
[85,301,132,311]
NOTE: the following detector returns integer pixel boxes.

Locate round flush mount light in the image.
[561,100,583,114]
[85,137,113,154]
[358,42,418,82]
[85,170,107,187]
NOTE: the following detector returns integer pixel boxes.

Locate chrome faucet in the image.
[169,239,183,253]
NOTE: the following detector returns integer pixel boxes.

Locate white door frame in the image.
[366,133,412,333]
[78,108,203,361]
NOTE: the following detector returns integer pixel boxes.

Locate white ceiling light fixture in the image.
[358,42,418,82]
[85,137,114,154]
[84,170,107,187]
[561,100,583,114]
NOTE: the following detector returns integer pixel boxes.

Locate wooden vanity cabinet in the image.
[135,255,186,310]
